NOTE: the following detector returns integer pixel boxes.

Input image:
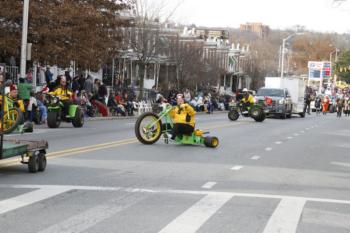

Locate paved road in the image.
[1,113,350,233]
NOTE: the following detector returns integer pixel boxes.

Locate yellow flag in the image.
[340,67,343,72]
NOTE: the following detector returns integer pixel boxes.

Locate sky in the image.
[168,0,350,33]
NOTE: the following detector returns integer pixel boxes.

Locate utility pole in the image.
[280,38,287,78]
[280,33,303,78]
[20,0,30,80]
[111,58,115,90]
[278,46,282,74]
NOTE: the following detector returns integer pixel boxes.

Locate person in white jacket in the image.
[27,91,38,122]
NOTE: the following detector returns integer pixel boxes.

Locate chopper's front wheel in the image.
[1,108,23,134]
[135,112,162,145]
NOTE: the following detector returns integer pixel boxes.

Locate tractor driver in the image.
[241,88,255,114]
[49,75,72,117]
[169,94,196,140]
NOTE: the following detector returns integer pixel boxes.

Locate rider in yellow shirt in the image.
[169,94,196,140]
[241,88,255,114]
[49,76,72,101]
[49,75,72,117]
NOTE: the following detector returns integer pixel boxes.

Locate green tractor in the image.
[228,102,266,122]
[45,94,84,128]
[135,104,219,148]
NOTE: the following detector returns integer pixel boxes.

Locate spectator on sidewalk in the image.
[65,71,72,88]
[98,82,108,105]
[36,92,48,124]
[27,91,38,122]
[150,85,158,103]
[45,67,53,86]
[84,75,94,98]
[123,92,134,116]
[304,92,312,115]
[336,98,344,118]
[344,94,350,117]
[108,92,126,116]
[322,96,330,115]
[184,89,191,103]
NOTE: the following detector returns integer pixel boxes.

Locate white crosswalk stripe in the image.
[0,187,71,215]
[158,194,233,233]
[1,185,350,233]
[38,193,147,233]
[262,198,306,233]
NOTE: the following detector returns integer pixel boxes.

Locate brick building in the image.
[240,23,270,38]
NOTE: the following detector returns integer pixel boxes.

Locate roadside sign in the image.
[308,61,331,80]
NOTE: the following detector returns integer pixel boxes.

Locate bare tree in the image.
[167,35,205,90]
[125,0,182,97]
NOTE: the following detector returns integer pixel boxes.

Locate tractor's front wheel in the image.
[47,111,61,128]
[228,110,239,121]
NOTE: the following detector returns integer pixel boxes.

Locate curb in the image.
[86,111,229,121]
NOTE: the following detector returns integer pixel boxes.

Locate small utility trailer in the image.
[0,139,48,173]
[0,79,48,173]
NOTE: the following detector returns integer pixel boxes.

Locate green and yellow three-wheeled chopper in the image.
[135,104,219,148]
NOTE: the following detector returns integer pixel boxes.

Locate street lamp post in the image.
[329,48,339,63]
[330,48,339,88]
[20,0,30,80]
[280,33,303,78]
[280,34,295,78]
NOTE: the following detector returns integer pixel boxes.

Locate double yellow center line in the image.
[0,121,249,168]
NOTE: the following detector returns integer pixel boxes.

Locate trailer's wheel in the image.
[204,136,219,148]
[38,153,47,172]
[28,154,39,173]
[228,110,239,121]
